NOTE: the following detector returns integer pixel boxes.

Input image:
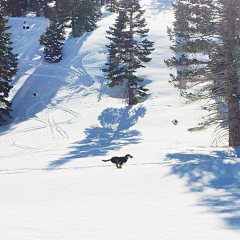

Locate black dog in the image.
[102,154,133,168]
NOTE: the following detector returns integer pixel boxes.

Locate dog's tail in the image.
[102,159,111,162]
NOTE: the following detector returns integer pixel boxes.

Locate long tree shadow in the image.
[166,150,240,229]
[48,105,146,168]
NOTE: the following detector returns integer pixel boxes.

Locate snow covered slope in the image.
[0,1,240,239]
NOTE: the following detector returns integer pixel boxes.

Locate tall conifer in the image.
[72,0,101,37]
[103,0,154,105]
[40,12,65,63]
[106,0,118,12]
[165,0,240,146]
[0,5,18,124]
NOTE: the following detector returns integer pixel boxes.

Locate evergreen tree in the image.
[40,12,65,63]
[72,0,85,37]
[40,0,101,61]
[31,0,48,17]
[72,0,101,37]
[217,0,240,146]
[0,5,18,124]
[106,0,118,12]
[55,0,72,24]
[165,0,240,146]
[103,0,154,105]
[0,0,55,16]
[5,0,28,16]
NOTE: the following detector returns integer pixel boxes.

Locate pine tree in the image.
[217,0,240,146]
[31,0,47,17]
[165,0,240,146]
[72,0,101,37]
[103,0,154,105]
[40,12,65,63]
[7,0,21,16]
[55,0,72,24]
[0,5,18,124]
[0,1,53,17]
[106,0,118,12]
[40,0,101,61]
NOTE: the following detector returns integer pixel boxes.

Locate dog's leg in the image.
[119,162,125,168]
[116,163,119,168]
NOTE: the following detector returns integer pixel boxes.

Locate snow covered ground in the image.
[1,0,240,239]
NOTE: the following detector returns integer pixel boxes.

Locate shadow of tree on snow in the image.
[166,150,240,229]
[48,105,146,168]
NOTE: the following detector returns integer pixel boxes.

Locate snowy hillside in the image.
[0,0,240,239]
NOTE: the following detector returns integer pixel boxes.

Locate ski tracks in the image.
[4,103,79,160]
[2,50,102,160]
[3,73,83,160]
[1,28,106,161]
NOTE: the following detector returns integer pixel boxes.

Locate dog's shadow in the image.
[166,150,240,229]
[48,105,146,168]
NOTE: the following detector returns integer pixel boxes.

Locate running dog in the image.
[102,154,133,168]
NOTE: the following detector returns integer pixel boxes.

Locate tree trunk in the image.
[228,71,240,146]
[128,3,134,105]
[36,4,40,17]
[128,87,134,105]
[10,0,20,16]
[228,103,240,146]
[225,1,240,146]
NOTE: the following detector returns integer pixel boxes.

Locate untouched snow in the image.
[0,1,240,239]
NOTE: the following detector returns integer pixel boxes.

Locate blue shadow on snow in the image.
[150,0,173,11]
[166,150,240,229]
[48,105,146,168]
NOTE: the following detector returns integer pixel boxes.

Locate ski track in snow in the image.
[1,2,240,239]
[0,2,226,163]
[1,18,105,159]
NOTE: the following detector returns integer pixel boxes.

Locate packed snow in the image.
[0,0,240,239]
